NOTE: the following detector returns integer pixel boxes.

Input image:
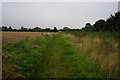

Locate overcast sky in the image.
[2,2,118,29]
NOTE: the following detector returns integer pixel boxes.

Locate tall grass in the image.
[64,31,119,78]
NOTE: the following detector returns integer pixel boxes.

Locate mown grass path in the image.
[38,34,78,78]
[34,34,103,78]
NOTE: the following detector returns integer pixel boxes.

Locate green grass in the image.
[2,32,119,78]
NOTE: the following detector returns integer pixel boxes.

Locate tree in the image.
[33,27,42,32]
[0,27,1,31]
[93,19,107,31]
[82,23,93,31]
[106,11,120,32]
[8,26,13,31]
[62,27,70,31]
[45,28,51,32]
[53,27,58,32]
[2,26,8,31]
[85,23,92,28]
[20,26,28,32]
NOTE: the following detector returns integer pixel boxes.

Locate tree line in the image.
[0,26,58,32]
[82,11,120,32]
[0,26,81,32]
[0,11,120,32]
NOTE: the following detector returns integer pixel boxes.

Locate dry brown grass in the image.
[63,32,119,78]
[2,32,54,44]
[100,53,119,78]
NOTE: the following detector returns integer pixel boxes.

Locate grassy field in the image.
[2,32,119,78]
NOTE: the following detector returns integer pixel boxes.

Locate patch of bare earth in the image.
[2,32,55,44]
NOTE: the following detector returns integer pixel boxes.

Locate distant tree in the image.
[2,26,8,31]
[85,23,92,28]
[106,11,120,32]
[82,23,93,31]
[45,28,51,32]
[13,29,17,31]
[93,19,107,31]
[8,26,13,31]
[21,26,24,30]
[53,27,58,32]
[28,28,33,32]
[19,26,28,32]
[0,27,2,31]
[62,27,70,31]
[33,27,42,32]
[20,26,24,31]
